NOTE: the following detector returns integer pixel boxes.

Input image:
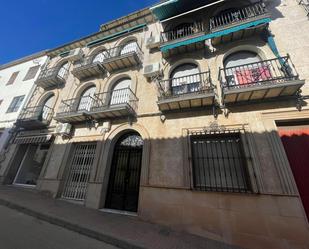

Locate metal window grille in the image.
[62,143,97,201]
[191,132,251,193]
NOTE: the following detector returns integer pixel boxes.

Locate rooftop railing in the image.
[219,56,299,89]
[158,71,214,100]
[210,2,269,31]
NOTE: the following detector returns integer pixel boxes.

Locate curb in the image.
[0,198,145,249]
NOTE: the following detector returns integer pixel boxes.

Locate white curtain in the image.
[78,87,96,111]
[110,79,131,105]
[120,42,138,56]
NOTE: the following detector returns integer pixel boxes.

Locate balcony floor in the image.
[223,79,305,104]
[36,76,65,89]
[54,111,90,123]
[72,63,105,80]
[102,53,141,72]
[158,92,216,112]
[16,119,50,130]
[89,104,135,120]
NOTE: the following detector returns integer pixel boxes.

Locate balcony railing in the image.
[17,106,54,128]
[219,56,299,89]
[210,2,269,31]
[72,55,106,79]
[161,22,206,44]
[56,88,138,121]
[158,71,214,100]
[36,66,69,89]
[57,96,95,116]
[104,43,143,62]
[92,88,138,113]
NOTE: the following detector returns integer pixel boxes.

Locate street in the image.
[0,205,119,249]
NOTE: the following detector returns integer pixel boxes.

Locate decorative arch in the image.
[104,73,133,93]
[72,82,98,99]
[168,59,201,78]
[37,91,56,107]
[222,44,268,67]
[115,35,138,48]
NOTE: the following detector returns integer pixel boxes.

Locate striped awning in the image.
[13,134,53,144]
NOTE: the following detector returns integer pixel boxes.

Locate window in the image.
[23,65,40,81]
[92,51,108,63]
[191,132,251,192]
[170,63,200,95]
[223,51,271,86]
[6,71,19,85]
[110,78,131,105]
[78,86,96,111]
[57,62,69,79]
[6,95,25,113]
[120,41,139,56]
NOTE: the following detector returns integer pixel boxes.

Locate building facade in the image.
[0,52,48,165]
[0,0,309,248]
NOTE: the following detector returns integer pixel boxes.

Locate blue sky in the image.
[0,0,157,65]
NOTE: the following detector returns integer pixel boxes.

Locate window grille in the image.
[190,131,251,193]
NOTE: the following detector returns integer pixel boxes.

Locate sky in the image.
[0,0,157,65]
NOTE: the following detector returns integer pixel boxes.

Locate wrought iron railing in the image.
[158,71,214,100]
[57,88,138,116]
[73,55,104,70]
[161,21,206,43]
[210,2,269,31]
[37,66,69,81]
[18,106,54,123]
[92,88,138,112]
[57,95,95,116]
[219,56,299,89]
[103,42,143,62]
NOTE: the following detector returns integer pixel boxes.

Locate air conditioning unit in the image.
[145,36,160,49]
[143,63,161,78]
[67,48,83,62]
[54,123,72,136]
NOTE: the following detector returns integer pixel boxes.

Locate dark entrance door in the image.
[278,125,309,219]
[105,132,143,212]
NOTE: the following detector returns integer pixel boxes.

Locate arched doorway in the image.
[110,78,131,105]
[105,132,143,212]
[41,95,55,121]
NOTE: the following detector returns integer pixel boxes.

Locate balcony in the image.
[210,2,271,45]
[157,71,215,112]
[72,56,106,80]
[35,66,68,89]
[220,56,305,104]
[55,88,138,123]
[89,88,138,119]
[101,43,143,72]
[16,106,54,129]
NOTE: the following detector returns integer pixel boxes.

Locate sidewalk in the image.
[0,186,241,249]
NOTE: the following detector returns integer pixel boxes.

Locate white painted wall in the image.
[0,54,48,152]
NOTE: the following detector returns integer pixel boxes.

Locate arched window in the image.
[57,62,69,79]
[78,86,96,111]
[170,63,200,95]
[110,78,131,105]
[223,51,270,86]
[41,95,55,121]
[120,41,139,56]
[92,50,108,63]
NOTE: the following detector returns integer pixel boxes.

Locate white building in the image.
[0,51,48,154]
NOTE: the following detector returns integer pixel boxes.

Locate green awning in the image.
[150,0,218,21]
[87,23,147,47]
[161,18,272,52]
